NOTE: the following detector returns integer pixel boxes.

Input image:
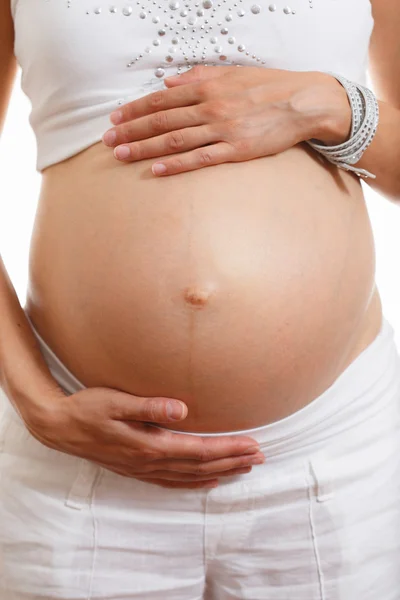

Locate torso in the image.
[14,0,379,433]
[24,140,383,433]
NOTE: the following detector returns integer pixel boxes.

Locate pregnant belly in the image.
[26,141,379,433]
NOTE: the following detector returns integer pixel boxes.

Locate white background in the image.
[1,71,400,346]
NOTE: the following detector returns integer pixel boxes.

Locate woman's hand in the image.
[23,386,264,489]
[102,66,351,176]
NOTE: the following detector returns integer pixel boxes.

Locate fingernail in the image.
[102,130,117,146]
[114,146,131,160]
[243,445,261,455]
[249,456,265,465]
[166,401,185,420]
[152,163,167,175]
[110,110,123,125]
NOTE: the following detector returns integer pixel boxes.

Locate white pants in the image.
[1,314,400,599]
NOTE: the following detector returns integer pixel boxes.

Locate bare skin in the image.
[25,139,382,434]
[1,0,398,489]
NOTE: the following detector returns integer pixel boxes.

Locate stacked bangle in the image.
[306,71,379,180]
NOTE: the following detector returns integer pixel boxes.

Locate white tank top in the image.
[10,0,374,172]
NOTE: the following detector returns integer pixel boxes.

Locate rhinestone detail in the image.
[58,0,310,85]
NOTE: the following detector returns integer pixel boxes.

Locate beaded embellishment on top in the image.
[56,0,315,82]
[18,0,372,171]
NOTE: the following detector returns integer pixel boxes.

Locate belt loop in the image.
[0,403,13,454]
[309,453,334,503]
[65,459,102,510]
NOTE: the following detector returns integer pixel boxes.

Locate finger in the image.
[93,462,221,488]
[151,142,236,176]
[142,427,261,461]
[137,465,253,482]
[113,126,220,163]
[106,391,188,422]
[103,105,205,148]
[135,477,220,490]
[102,106,207,147]
[146,452,265,475]
[109,83,203,125]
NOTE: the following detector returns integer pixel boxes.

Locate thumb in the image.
[113,392,188,423]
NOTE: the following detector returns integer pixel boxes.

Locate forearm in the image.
[0,255,65,420]
[308,73,400,203]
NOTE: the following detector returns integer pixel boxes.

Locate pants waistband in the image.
[24,312,400,453]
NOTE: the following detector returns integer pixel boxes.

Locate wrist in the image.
[293,71,353,146]
[1,357,67,428]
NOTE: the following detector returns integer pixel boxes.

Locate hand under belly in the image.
[26,142,379,432]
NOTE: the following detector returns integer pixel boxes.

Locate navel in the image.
[183,284,216,308]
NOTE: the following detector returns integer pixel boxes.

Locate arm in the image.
[0,0,61,413]
[0,256,67,421]
[0,0,17,136]
[0,0,66,418]
[316,0,400,203]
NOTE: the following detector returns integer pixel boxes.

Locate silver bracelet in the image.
[306,72,379,180]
